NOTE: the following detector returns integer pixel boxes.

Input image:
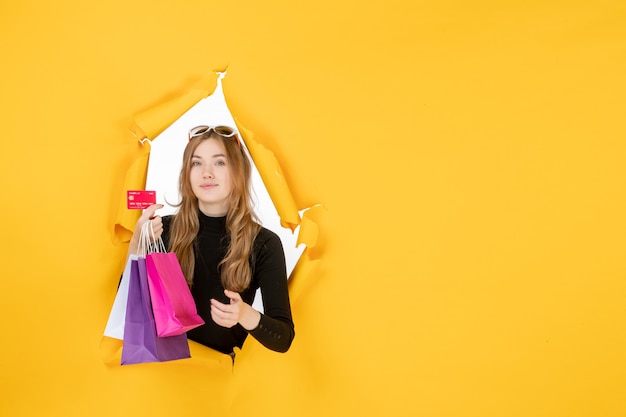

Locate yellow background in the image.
[1,1,625,416]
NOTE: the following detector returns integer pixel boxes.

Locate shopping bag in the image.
[103,254,137,340]
[121,256,191,365]
[146,250,205,337]
[141,221,204,337]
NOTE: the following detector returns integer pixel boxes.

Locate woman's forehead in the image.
[193,138,226,157]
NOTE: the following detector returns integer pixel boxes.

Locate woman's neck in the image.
[198,204,228,217]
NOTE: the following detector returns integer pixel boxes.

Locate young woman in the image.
[128,125,295,355]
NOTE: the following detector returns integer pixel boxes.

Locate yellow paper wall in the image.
[1,1,625,416]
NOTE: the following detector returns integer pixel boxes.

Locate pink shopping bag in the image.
[146,251,204,337]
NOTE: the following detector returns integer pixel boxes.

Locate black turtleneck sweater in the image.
[161,211,295,354]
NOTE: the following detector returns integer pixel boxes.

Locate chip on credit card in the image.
[127,190,156,209]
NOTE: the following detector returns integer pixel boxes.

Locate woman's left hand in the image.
[210,290,261,331]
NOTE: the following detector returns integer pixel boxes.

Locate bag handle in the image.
[137,220,151,256]
[139,220,167,254]
[151,221,167,253]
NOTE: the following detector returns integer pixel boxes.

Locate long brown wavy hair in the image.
[168,130,261,291]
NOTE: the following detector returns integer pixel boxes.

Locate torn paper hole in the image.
[143,73,305,312]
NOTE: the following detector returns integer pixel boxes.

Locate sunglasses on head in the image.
[188,125,241,148]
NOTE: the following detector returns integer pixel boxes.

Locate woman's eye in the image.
[216,160,226,166]
[192,161,201,166]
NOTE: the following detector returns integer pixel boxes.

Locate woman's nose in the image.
[202,169,214,179]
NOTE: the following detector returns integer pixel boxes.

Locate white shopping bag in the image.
[103,254,138,340]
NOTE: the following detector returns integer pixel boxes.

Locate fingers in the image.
[210,298,238,328]
[224,289,241,302]
[210,298,234,312]
[213,293,259,331]
[143,204,164,220]
[149,217,163,240]
[135,204,164,235]
[211,313,236,328]
[129,204,165,254]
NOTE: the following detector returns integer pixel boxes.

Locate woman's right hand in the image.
[129,204,164,255]
[136,204,164,238]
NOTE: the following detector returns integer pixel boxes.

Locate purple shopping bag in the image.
[146,251,204,337]
[121,256,191,365]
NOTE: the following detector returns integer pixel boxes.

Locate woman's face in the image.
[189,138,233,216]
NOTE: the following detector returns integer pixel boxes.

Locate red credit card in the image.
[127,190,156,209]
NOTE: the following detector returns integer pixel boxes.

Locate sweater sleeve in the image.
[161,215,172,249]
[248,230,295,353]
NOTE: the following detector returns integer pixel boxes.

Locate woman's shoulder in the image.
[254,226,283,249]
[252,226,286,267]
